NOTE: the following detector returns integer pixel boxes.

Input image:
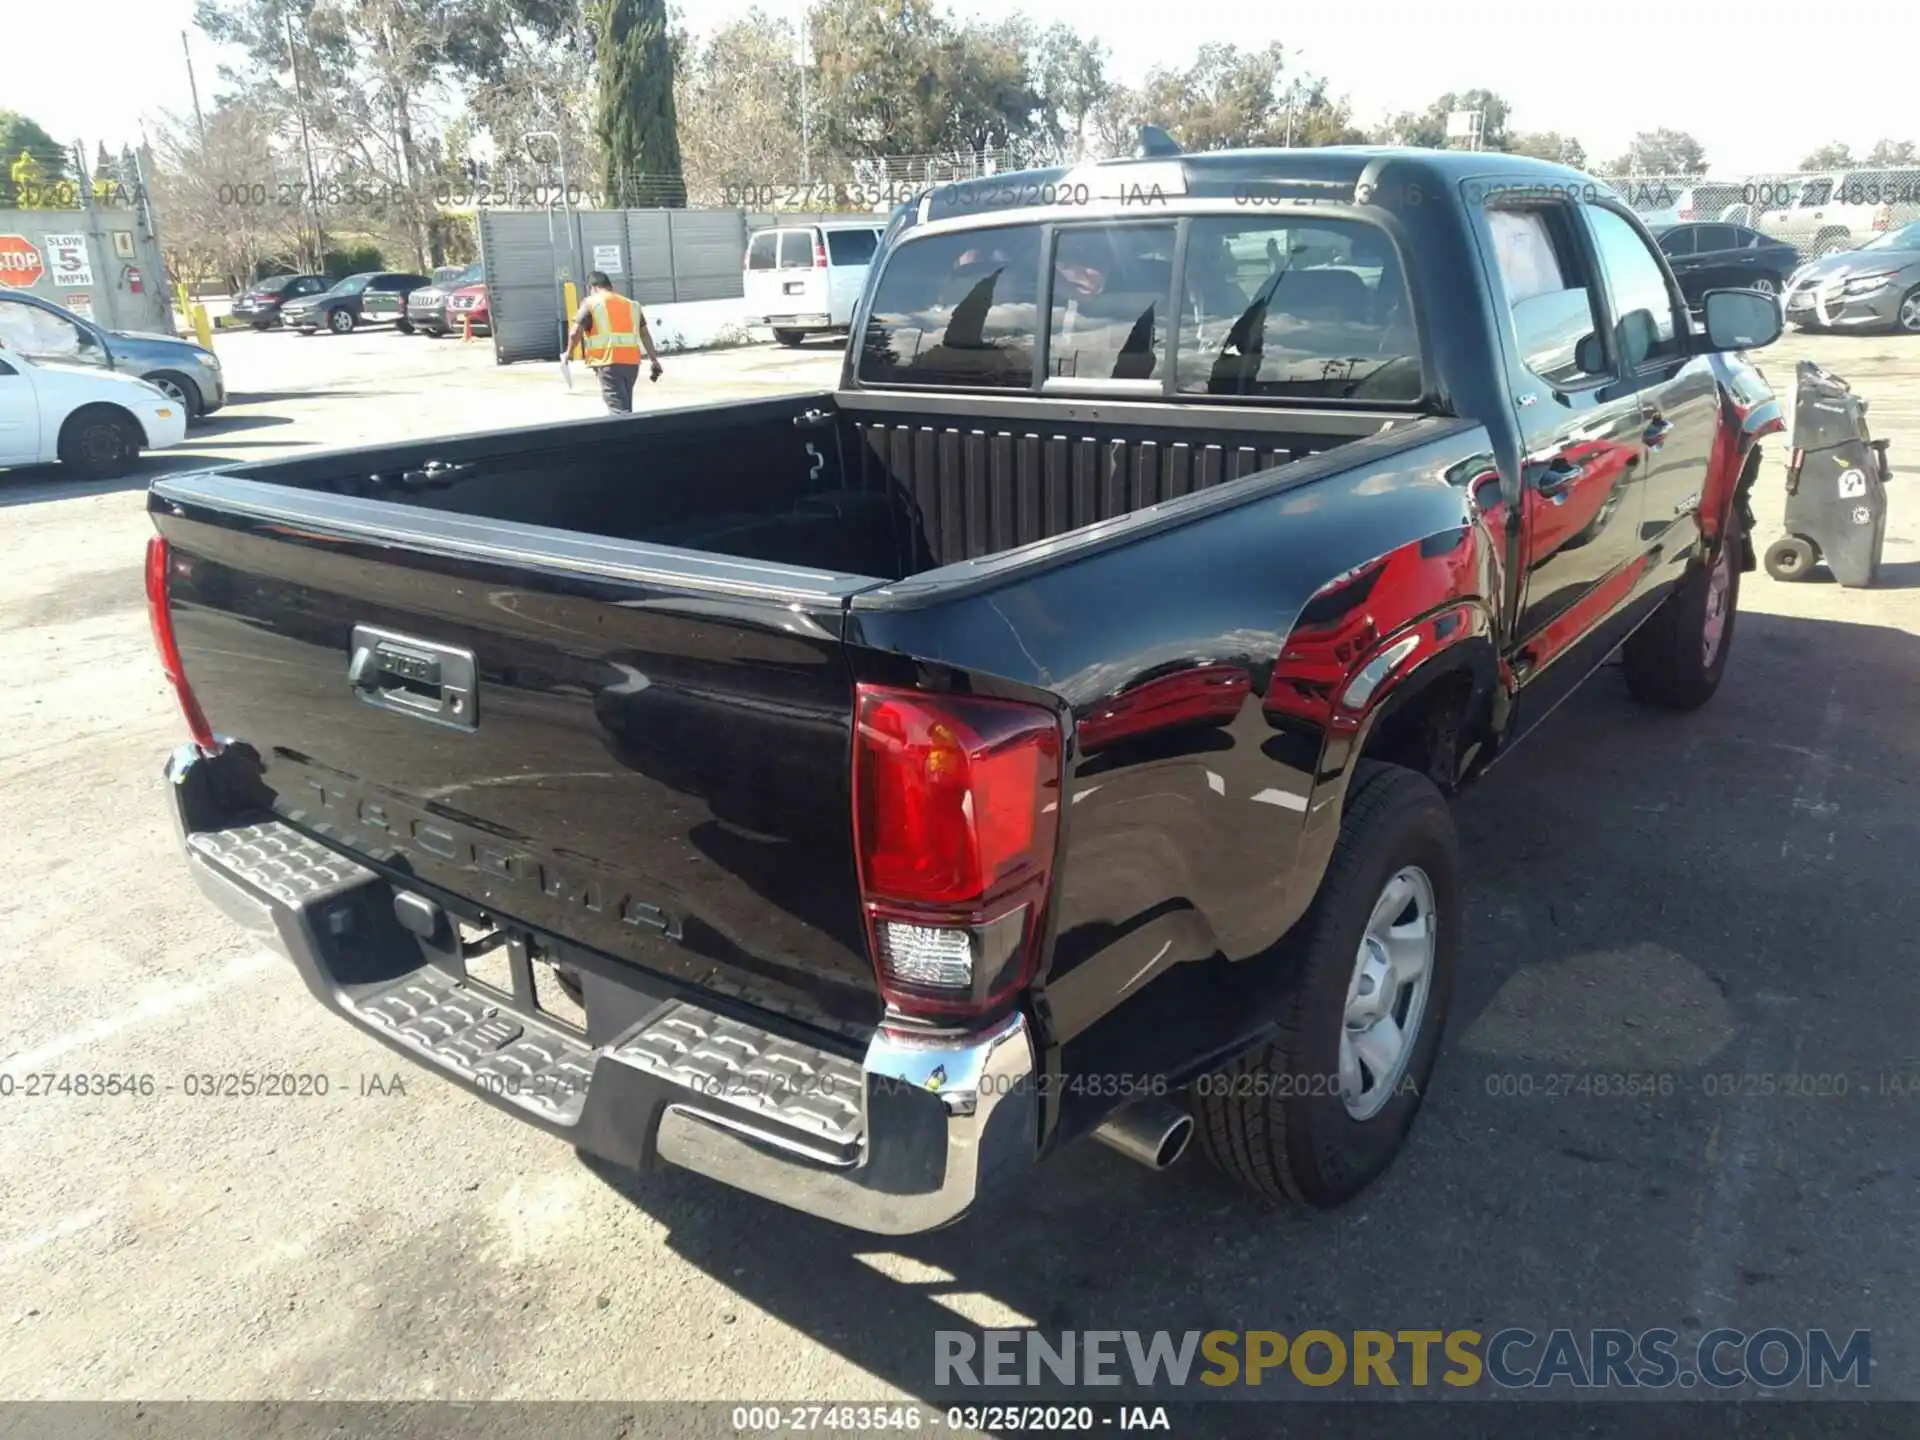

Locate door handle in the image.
[1537,455,1585,499]
[1643,417,1674,450]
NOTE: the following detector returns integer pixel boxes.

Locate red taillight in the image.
[813,239,827,269]
[852,685,1061,1017]
[146,536,217,752]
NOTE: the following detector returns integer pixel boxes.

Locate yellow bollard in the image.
[191,304,213,351]
[562,280,579,358]
[461,312,473,343]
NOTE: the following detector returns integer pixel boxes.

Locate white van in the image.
[744,220,884,346]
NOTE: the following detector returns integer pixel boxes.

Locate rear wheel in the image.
[395,317,414,334]
[1194,763,1459,1208]
[1750,275,1778,297]
[1622,531,1740,711]
[57,407,141,480]
[326,308,355,335]
[773,328,806,347]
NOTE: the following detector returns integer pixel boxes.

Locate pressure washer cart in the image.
[1764,360,1894,587]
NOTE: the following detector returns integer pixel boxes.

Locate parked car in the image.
[229,273,328,329]
[1781,220,1920,334]
[0,345,186,478]
[153,147,1784,1235]
[0,290,225,420]
[1631,181,1746,230]
[429,264,466,287]
[444,280,490,335]
[1754,168,1920,258]
[1653,222,1801,304]
[282,272,432,335]
[744,219,883,345]
[406,263,484,337]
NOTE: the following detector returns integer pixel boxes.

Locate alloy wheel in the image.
[1339,866,1437,1121]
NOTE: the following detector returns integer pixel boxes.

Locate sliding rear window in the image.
[858,214,1421,401]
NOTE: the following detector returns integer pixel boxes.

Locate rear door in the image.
[742,229,779,317]
[775,228,828,318]
[823,227,880,325]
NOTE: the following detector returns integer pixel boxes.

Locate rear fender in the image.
[1702,363,1787,564]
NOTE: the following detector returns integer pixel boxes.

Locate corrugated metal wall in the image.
[476,207,865,363]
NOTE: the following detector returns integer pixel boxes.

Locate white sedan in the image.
[0,347,188,479]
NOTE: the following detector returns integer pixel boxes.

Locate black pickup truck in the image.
[152,147,1786,1234]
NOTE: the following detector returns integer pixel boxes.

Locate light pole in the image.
[526,128,580,354]
[796,15,812,186]
[1284,48,1309,148]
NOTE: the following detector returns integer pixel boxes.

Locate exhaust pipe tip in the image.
[1092,1100,1194,1172]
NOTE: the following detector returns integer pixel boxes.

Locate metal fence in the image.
[477,206,853,364]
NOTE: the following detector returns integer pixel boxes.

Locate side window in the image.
[1048,222,1174,383]
[825,228,878,266]
[747,232,776,271]
[1486,206,1608,389]
[856,224,1041,389]
[0,299,92,364]
[1658,229,1695,257]
[1734,227,1765,249]
[0,355,16,377]
[1585,207,1686,369]
[1694,225,1738,253]
[778,231,812,268]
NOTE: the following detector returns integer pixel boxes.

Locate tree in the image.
[1799,142,1854,170]
[675,10,805,196]
[0,111,69,206]
[597,0,685,205]
[1032,26,1112,161]
[149,101,306,291]
[1865,138,1917,166]
[935,18,1048,163]
[1378,90,1512,151]
[1605,128,1708,176]
[810,0,953,158]
[1509,131,1587,168]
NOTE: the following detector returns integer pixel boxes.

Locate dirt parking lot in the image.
[2,322,1917,1427]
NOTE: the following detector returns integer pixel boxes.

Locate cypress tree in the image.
[597,0,685,208]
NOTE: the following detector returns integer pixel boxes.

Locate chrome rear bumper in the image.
[165,745,1037,1234]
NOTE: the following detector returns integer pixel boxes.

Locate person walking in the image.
[566,270,662,413]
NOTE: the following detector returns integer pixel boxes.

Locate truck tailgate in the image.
[152,472,886,1038]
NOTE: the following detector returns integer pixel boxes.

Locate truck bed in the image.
[222,391,1399,581]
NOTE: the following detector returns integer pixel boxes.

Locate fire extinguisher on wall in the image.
[123,265,143,294]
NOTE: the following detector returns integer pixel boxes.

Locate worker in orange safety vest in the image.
[566,270,662,413]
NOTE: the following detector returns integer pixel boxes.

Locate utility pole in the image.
[182,31,207,147]
[797,16,811,184]
[284,9,328,268]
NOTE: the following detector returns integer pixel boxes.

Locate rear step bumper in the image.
[166,745,1038,1235]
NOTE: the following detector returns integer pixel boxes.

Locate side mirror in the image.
[1698,288,1782,353]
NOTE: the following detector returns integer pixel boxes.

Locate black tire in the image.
[395,318,414,334]
[1194,763,1459,1209]
[773,328,806,347]
[146,370,201,422]
[1764,534,1818,582]
[326,308,355,335]
[57,406,141,480]
[1622,532,1740,711]
[425,325,448,338]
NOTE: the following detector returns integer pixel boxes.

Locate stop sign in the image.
[0,235,46,288]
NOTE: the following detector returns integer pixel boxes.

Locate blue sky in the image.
[10,0,1907,177]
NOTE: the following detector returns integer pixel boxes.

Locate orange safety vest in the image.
[580,290,642,367]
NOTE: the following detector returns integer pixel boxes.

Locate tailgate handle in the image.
[348,625,479,732]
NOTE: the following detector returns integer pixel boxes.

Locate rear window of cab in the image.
[856,215,1423,403]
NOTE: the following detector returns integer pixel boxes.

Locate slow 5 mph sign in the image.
[0,235,46,288]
